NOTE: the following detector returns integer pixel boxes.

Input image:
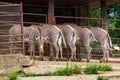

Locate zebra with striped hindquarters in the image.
[9,24,44,59]
[33,24,67,60]
[57,24,77,61]
[69,24,96,62]
[89,27,112,62]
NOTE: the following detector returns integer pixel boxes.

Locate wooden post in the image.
[101,0,107,30]
[48,0,55,24]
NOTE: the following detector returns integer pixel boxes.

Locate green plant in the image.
[21,72,38,77]
[7,71,20,80]
[45,72,53,76]
[72,65,81,74]
[7,71,38,80]
[99,64,112,71]
[84,64,101,74]
[84,64,112,74]
[45,67,73,76]
[97,75,103,80]
[45,64,82,76]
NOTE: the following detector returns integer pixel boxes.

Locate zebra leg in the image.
[73,46,77,61]
[84,36,92,62]
[29,42,34,59]
[33,43,35,60]
[84,44,92,62]
[39,45,44,60]
[59,45,63,60]
[68,43,76,61]
[57,36,63,60]
[76,44,80,61]
[70,44,77,61]
[100,40,108,63]
[49,43,54,61]
[53,43,59,61]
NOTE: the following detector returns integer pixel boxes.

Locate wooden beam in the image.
[48,0,55,24]
[101,0,107,30]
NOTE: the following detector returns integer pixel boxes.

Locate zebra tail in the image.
[71,30,76,46]
[108,34,112,48]
[59,30,67,48]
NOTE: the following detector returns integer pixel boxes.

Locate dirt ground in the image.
[19,59,120,80]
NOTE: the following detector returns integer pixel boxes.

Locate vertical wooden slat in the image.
[101,0,107,30]
[48,0,55,24]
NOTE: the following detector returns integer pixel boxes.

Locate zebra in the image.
[57,24,77,61]
[89,27,112,62]
[68,24,96,62]
[33,24,67,60]
[9,24,44,59]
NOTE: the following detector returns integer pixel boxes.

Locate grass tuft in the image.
[84,63,112,74]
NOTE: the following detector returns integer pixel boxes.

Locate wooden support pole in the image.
[48,0,55,24]
[101,0,107,30]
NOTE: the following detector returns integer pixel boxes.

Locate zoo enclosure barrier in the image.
[0,2,24,54]
[20,4,120,59]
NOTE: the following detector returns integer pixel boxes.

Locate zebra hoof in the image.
[55,59,59,61]
[49,57,53,61]
[100,57,106,63]
[69,58,74,61]
[74,58,77,61]
[77,57,81,62]
[87,59,90,62]
[40,57,44,61]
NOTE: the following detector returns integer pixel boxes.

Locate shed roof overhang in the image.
[0,0,120,9]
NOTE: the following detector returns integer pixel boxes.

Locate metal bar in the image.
[0,21,20,23]
[0,14,20,16]
[24,4,77,8]
[0,24,15,26]
[0,12,20,15]
[108,28,120,30]
[0,4,19,7]
[0,31,9,35]
[0,34,22,37]
[0,48,23,50]
[0,2,13,5]
[55,16,102,20]
[111,38,120,40]
[23,21,41,25]
[20,2,25,55]
[23,13,47,16]
[108,19,120,22]
[0,41,23,44]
